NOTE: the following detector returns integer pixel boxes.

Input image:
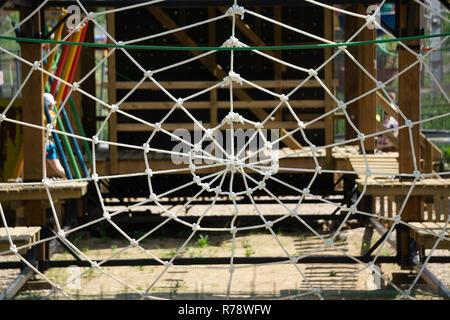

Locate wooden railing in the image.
[373,194,449,225]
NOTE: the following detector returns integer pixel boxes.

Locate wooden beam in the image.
[116,120,325,132]
[19,6,45,260]
[0,182,88,201]
[274,6,283,122]
[344,4,361,144]
[147,7,302,150]
[107,10,118,174]
[324,7,335,167]
[344,4,376,152]
[397,0,422,267]
[208,7,218,126]
[110,79,338,90]
[120,99,325,110]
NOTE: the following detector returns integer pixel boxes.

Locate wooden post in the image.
[324,7,335,168]
[107,11,118,174]
[19,6,46,260]
[208,7,218,126]
[397,0,422,267]
[344,4,376,152]
[274,6,282,122]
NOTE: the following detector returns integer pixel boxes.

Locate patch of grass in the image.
[438,145,450,171]
[135,265,145,271]
[298,234,306,241]
[82,247,89,253]
[162,249,177,258]
[243,239,251,249]
[245,248,255,257]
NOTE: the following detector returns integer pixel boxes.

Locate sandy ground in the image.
[1,199,447,300]
[2,226,442,300]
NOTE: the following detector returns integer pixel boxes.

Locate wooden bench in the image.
[0,181,88,201]
[409,222,450,250]
[349,154,399,179]
[0,227,41,255]
[355,178,450,253]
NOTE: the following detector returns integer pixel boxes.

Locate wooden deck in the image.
[356,178,450,196]
[0,181,89,201]
[95,145,391,176]
[0,227,41,255]
[409,222,450,250]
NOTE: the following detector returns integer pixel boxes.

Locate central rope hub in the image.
[187,119,280,199]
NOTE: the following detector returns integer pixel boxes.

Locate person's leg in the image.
[46,143,67,178]
[47,159,67,178]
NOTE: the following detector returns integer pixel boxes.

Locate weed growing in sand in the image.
[245,248,255,257]
[196,234,209,248]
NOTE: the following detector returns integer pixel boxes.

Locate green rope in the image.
[0,32,448,51]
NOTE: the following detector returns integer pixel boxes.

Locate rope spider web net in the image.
[0,0,448,300]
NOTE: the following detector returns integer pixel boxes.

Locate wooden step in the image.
[0,227,41,255]
[409,222,450,250]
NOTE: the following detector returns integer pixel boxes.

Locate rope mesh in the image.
[0,0,449,300]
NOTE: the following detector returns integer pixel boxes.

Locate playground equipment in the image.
[0,0,449,299]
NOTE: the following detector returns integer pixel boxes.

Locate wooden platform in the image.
[95,145,378,175]
[0,181,89,201]
[356,178,450,196]
[348,153,399,178]
[0,227,41,255]
[409,222,450,250]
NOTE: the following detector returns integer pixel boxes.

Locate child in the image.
[44,93,67,178]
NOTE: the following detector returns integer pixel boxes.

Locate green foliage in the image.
[196,234,209,248]
[438,145,450,171]
[245,248,255,257]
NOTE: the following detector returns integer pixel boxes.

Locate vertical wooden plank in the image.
[380,196,385,217]
[358,16,377,152]
[20,6,46,261]
[21,13,44,182]
[396,1,422,267]
[388,196,393,218]
[208,7,218,126]
[107,10,118,174]
[344,4,376,152]
[426,203,432,221]
[398,3,421,223]
[274,6,282,122]
[419,198,425,221]
[425,140,433,173]
[435,196,441,221]
[443,196,448,222]
[324,7,335,167]
[344,4,361,144]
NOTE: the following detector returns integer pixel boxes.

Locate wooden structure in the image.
[105,4,335,175]
[0,1,447,285]
[409,222,450,251]
[0,227,41,255]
